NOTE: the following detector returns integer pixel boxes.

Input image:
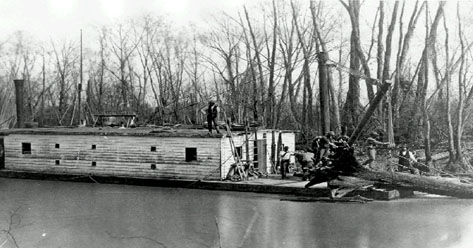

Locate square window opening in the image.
[91,144,96,150]
[150,146,157,152]
[185,148,197,162]
[55,144,60,149]
[22,143,31,154]
[55,160,60,165]
[91,161,97,167]
[151,164,156,170]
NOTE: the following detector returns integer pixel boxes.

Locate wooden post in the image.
[245,118,250,163]
[254,128,258,169]
[0,138,4,169]
[14,79,25,128]
[348,80,392,146]
[271,130,276,173]
[276,132,282,174]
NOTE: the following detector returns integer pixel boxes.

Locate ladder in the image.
[222,112,246,180]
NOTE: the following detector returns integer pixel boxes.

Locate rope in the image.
[325,58,382,85]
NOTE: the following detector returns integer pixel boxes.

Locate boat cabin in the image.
[0,127,295,181]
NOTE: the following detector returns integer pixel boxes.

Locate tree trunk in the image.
[376,1,384,117]
[354,170,473,199]
[268,0,278,128]
[410,2,445,146]
[340,0,373,134]
[455,2,466,165]
[307,148,473,199]
[244,6,265,125]
[291,0,314,134]
[310,1,336,134]
[381,1,399,144]
[443,17,455,165]
[393,1,425,121]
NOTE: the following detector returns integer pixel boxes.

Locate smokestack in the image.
[14,79,25,128]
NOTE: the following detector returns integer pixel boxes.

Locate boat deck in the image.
[0,169,407,201]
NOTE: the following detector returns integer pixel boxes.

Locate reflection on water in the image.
[0,178,472,248]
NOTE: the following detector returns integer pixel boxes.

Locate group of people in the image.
[279,131,349,180]
[203,99,422,178]
[282,130,422,181]
[362,131,421,174]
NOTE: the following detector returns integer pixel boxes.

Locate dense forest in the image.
[1,0,473,171]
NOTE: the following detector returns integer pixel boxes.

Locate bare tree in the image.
[50,40,79,125]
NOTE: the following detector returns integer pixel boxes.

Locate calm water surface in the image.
[0,178,472,248]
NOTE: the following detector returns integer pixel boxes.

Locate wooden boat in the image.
[0,126,295,181]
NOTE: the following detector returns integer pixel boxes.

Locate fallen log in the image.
[305,146,473,199]
[280,196,373,204]
[353,170,473,199]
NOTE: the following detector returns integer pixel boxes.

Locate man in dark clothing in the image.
[398,144,419,174]
[201,101,220,134]
[299,151,314,181]
[279,146,292,179]
[312,131,337,168]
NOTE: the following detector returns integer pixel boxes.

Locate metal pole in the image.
[41,52,45,127]
[79,29,83,125]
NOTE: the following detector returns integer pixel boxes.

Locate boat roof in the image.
[0,127,224,138]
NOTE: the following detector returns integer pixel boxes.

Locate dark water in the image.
[0,178,472,248]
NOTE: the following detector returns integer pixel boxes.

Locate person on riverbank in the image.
[398,144,419,174]
[201,100,220,134]
[279,146,293,179]
[312,131,337,168]
[362,132,391,170]
[297,149,314,181]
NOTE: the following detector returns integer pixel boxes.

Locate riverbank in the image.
[0,169,409,201]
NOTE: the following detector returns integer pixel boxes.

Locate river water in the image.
[0,178,472,248]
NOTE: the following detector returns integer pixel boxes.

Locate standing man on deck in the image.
[201,100,220,134]
[279,146,293,179]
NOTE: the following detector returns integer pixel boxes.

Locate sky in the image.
[1,0,469,42]
[0,0,254,41]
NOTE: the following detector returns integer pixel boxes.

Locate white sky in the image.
[0,0,253,41]
[1,0,468,42]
